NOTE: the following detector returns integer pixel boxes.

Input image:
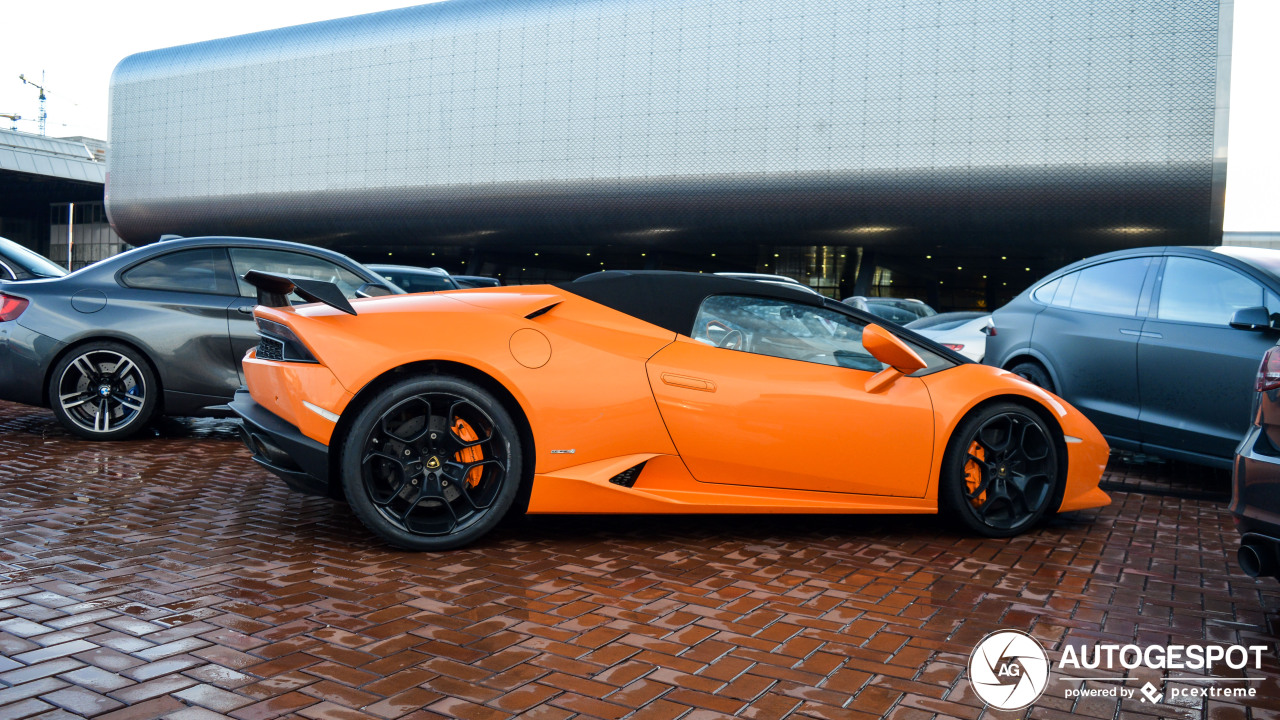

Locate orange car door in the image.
[645,296,936,497]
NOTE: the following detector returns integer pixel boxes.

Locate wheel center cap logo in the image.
[98,385,111,397]
[968,630,1049,710]
[425,456,441,470]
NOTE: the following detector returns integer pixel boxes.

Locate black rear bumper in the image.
[229,390,333,498]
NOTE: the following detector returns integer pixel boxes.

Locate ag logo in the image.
[968,630,1050,710]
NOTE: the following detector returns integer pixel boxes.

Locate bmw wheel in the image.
[49,342,158,441]
[942,403,1060,537]
[340,375,522,551]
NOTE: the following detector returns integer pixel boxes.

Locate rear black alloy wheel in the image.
[942,403,1060,537]
[48,342,158,440]
[340,376,522,551]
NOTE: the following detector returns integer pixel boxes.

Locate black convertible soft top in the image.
[555,270,824,336]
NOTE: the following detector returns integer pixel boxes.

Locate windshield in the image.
[0,237,67,279]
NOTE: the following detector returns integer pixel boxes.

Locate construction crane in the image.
[0,113,19,131]
[18,73,47,136]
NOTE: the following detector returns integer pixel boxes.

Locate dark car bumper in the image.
[0,321,60,407]
[1231,425,1280,577]
[229,389,333,498]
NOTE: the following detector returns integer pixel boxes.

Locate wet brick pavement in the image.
[1,399,1278,720]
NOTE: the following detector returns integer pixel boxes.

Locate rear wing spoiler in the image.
[242,270,357,316]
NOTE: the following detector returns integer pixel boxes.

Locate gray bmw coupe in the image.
[0,236,398,440]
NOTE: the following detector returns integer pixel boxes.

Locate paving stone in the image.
[0,400,1276,719]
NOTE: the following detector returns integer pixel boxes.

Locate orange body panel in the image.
[243,352,351,446]
[242,285,1110,519]
[646,337,935,497]
[251,288,679,475]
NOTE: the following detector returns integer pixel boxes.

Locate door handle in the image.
[236,306,255,315]
[1119,328,1162,339]
[661,373,716,392]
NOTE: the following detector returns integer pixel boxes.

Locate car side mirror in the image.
[1230,306,1275,332]
[356,282,395,298]
[862,324,927,392]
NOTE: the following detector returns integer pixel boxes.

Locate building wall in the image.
[48,202,129,271]
[107,0,1229,254]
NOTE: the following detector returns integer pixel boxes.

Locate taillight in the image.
[982,318,997,336]
[1257,346,1280,391]
[943,343,965,352]
[0,294,28,322]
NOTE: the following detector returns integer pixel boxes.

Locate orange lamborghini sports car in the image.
[230,270,1110,550]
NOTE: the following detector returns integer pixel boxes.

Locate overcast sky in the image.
[0,0,1274,232]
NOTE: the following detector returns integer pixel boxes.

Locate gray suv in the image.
[986,246,1280,469]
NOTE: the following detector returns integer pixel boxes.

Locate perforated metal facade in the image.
[106,0,1230,293]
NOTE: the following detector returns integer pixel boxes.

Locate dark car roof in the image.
[368,264,450,275]
[556,270,826,336]
[1034,245,1280,290]
[113,236,365,267]
[557,270,971,366]
[35,236,381,287]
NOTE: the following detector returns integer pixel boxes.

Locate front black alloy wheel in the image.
[340,375,522,551]
[48,341,158,440]
[942,403,1060,537]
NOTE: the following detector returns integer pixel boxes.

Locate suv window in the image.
[1067,258,1151,316]
[1156,257,1266,326]
[121,248,237,295]
[691,295,948,373]
[228,248,366,299]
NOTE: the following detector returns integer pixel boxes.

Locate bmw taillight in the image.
[943,343,965,352]
[0,293,28,322]
[1257,346,1280,391]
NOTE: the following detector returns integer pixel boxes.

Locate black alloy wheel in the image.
[48,342,158,440]
[942,403,1060,537]
[340,375,522,551]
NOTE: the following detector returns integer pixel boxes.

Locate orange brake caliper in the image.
[965,442,986,505]
[452,419,484,487]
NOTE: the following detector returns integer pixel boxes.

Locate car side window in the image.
[693,295,885,371]
[1031,277,1060,304]
[228,249,366,300]
[1156,257,1264,326]
[1067,258,1151,316]
[379,271,453,293]
[864,304,917,325]
[121,248,237,295]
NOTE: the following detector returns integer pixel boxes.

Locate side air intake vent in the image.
[608,462,647,488]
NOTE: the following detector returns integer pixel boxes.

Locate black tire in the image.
[48,341,159,441]
[1009,361,1055,393]
[339,375,522,551]
[941,402,1060,537]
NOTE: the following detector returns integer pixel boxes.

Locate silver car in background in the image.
[905,311,990,362]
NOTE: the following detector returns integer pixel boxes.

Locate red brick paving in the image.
[1,400,1278,719]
